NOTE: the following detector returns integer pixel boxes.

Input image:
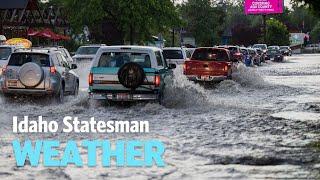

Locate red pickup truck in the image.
[183,48,235,82]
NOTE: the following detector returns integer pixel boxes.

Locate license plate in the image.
[198,76,210,81]
[116,93,130,100]
[8,80,18,87]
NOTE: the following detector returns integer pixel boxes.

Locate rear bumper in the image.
[89,92,159,101]
[1,88,54,96]
[186,75,228,82]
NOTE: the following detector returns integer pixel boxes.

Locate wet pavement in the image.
[0,54,319,179]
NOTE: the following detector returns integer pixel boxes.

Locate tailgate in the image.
[90,67,158,91]
[185,60,229,76]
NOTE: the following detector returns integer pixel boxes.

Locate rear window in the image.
[163,50,184,59]
[191,49,229,61]
[98,52,152,68]
[8,53,50,67]
[76,47,99,55]
[0,47,12,60]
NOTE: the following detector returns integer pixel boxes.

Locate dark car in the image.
[280,46,292,56]
[217,45,243,62]
[266,47,284,62]
[248,48,261,66]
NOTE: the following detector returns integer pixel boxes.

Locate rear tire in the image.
[54,84,64,104]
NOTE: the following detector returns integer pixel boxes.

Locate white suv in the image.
[0,45,23,75]
[162,47,189,65]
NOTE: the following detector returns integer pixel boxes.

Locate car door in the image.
[57,53,74,92]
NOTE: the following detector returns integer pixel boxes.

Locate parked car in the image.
[162,47,188,65]
[240,47,252,66]
[248,48,261,66]
[304,44,320,53]
[35,46,74,63]
[266,47,284,62]
[252,44,268,54]
[0,45,23,76]
[88,46,176,104]
[183,47,236,82]
[0,49,79,102]
[217,45,243,62]
[254,48,266,62]
[280,46,292,56]
[72,44,106,62]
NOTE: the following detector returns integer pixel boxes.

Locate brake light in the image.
[183,63,187,74]
[50,66,56,74]
[224,65,229,72]
[1,65,7,75]
[89,73,93,86]
[154,75,160,87]
[235,53,241,56]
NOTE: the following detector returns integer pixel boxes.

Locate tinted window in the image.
[8,53,50,67]
[98,52,151,68]
[76,47,99,55]
[163,50,184,59]
[155,51,163,66]
[191,49,229,61]
[0,47,12,60]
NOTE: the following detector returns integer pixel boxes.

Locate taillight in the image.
[224,65,229,72]
[154,75,160,87]
[1,65,7,75]
[50,66,56,74]
[235,53,241,56]
[89,73,93,86]
[183,63,187,74]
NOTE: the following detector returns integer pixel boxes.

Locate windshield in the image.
[163,50,184,59]
[8,53,50,67]
[76,47,100,55]
[191,48,229,61]
[0,47,12,60]
[98,52,152,68]
[253,44,267,50]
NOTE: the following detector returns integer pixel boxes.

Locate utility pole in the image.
[263,14,266,44]
[172,0,175,47]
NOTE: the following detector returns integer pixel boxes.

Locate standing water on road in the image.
[0,54,319,179]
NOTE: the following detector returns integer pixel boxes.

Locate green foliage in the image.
[49,0,181,44]
[266,19,290,46]
[292,0,320,17]
[310,22,320,43]
[179,0,224,46]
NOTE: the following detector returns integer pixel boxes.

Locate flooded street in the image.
[0,54,320,179]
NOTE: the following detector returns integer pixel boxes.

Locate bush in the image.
[266,19,290,46]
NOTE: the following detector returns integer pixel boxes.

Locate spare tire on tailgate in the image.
[18,62,44,87]
[118,62,145,89]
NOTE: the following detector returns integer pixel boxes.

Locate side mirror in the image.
[168,63,176,69]
[71,64,77,69]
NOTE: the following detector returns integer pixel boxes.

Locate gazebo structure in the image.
[0,0,69,40]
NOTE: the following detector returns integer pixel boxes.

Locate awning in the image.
[27,28,71,41]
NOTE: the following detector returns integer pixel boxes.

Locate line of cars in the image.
[0,43,292,105]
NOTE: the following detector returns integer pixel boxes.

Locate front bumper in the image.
[89,92,159,101]
[186,75,228,82]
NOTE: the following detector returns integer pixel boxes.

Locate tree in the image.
[266,19,290,46]
[292,0,320,17]
[49,0,181,45]
[310,22,320,43]
[180,0,224,46]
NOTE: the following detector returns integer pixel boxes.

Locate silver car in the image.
[0,49,79,103]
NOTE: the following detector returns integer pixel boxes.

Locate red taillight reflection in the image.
[154,75,160,87]
[89,73,93,86]
[50,66,56,74]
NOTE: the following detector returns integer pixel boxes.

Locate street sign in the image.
[245,0,284,15]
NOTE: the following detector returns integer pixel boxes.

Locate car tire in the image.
[73,81,79,96]
[55,83,64,103]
